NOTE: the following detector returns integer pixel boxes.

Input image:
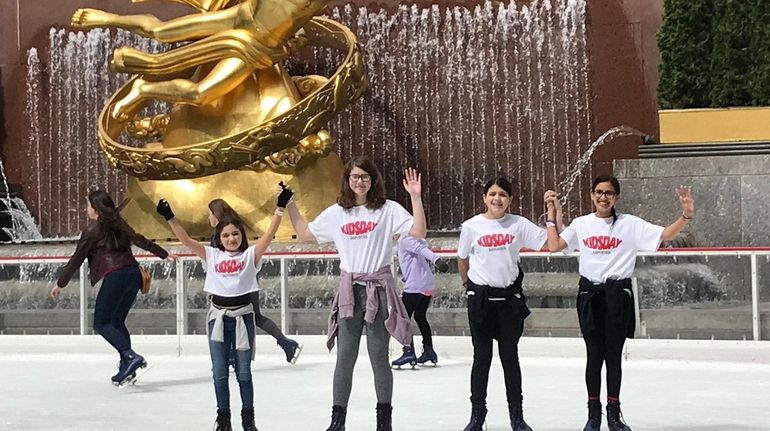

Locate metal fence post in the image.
[79,262,88,335]
[176,259,186,355]
[751,253,760,341]
[631,276,643,338]
[280,257,288,334]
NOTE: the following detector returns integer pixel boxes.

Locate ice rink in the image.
[1,335,769,430]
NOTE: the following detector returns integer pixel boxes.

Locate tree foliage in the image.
[657,0,770,108]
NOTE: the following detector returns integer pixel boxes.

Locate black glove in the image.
[156,199,175,221]
[434,257,449,273]
[276,182,294,209]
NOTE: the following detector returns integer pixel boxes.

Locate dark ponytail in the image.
[88,190,132,250]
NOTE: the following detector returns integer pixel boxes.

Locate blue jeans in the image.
[208,313,256,410]
[93,266,141,353]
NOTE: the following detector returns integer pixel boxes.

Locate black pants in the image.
[249,291,284,340]
[468,299,527,406]
[581,292,627,399]
[93,266,141,353]
[402,292,433,348]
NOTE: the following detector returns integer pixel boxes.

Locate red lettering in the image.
[215,259,245,274]
[341,221,378,236]
[476,233,515,248]
[582,235,622,251]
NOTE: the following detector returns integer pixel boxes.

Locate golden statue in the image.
[69,0,367,239]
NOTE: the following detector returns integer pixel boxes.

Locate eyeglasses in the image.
[349,174,372,183]
[593,190,617,198]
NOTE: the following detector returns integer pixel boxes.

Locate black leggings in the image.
[93,266,141,353]
[249,291,284,340]
[401,292,433,347]
[469,300,526,406]
[582,294,627,399]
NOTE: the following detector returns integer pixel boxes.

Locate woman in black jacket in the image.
[51,190,174,386]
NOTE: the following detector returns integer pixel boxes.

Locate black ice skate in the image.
[463,405,487,431]
[241,407,258,431]
[376,403,392,431]
[606,402,632,431]
[583,399,602,431]
[214,408,232,431]
[277,338,302,364]
[508,401,533,431]
[114,349,149,388]
[390,346,417,369]
[325,405,346,431]
[416,345,438,366]
[111,358,126,385]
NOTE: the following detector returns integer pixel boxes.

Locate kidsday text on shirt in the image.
[215,258,246,274]
[341,221,378,237]
[476,233,515,249]
[583,235,623,253]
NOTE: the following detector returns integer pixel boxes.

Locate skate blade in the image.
[117,364,153,388]
[290,343,303,365]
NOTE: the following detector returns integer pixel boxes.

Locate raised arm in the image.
[156,199,206,260]
[252,186,293,262]
[403,168,426,239]
[545,190,568,252]
[276,184,316,242]
[661,186,695,241]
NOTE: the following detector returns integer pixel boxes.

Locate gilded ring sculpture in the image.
[96,17,367,180]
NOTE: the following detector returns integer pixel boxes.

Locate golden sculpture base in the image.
[120,153,343,241]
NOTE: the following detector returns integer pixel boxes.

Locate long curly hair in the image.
[337,156,386,210]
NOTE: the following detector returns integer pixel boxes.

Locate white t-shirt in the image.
[560,213,664,283]
[203,245,262,297]
[309,200,413,273]
[457,214,548,288]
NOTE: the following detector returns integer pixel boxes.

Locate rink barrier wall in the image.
[0,247,768,341]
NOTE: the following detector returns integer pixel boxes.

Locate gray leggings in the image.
[333,284,392,406]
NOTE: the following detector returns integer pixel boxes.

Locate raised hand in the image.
[277,182,295,209]
[677,185,694,218]
[544,190,560,211]
[156,199,175,221]
[402,168,422,197]
[434,257,450,273]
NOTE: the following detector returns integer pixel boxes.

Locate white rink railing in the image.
[0,247,768,342]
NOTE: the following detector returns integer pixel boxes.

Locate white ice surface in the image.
[1,335,769,430]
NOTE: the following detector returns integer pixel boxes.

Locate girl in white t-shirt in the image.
[545,175,695,431]
[282,156,426,431]
[155,188,293,431]
[457,178,560,431]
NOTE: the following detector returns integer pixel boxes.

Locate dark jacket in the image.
[465,267,529,324]
[57,223,168,287]
[577,277,636,339]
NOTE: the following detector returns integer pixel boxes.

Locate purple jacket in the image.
[326,265,412,350]
[397,236,439,294]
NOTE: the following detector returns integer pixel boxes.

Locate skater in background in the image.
[51,190,173,386]
[207,198,302,365]
[390,234,449,368]
[457,178,561,431]
[281,157,425,431]
[156,187,293,431]
[545,175,695,431]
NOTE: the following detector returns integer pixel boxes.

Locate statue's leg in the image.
[112,58,254,121]
[71,7,240,43]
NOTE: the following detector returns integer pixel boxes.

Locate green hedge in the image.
[657,0,770,108]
